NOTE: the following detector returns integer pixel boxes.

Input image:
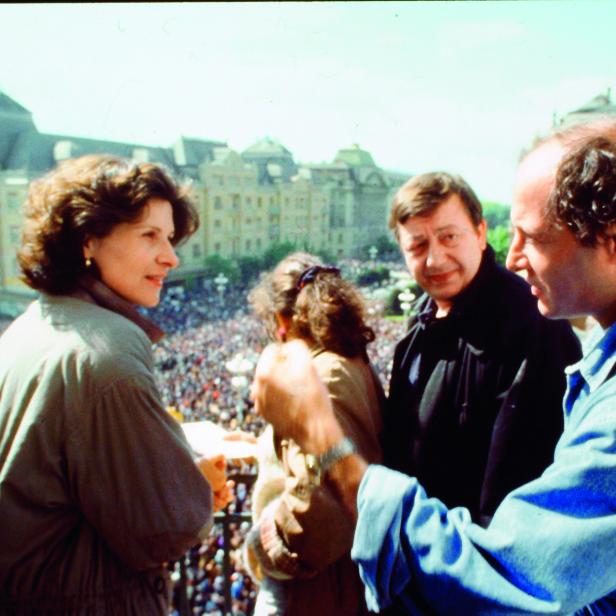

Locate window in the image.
[256,238,261,249]
[214,242,221,252]
[214,197,223,210]
[192,244,201,259]
[6,192,23,213]
[9,225,21,245]
[258,197,263,207]
[246,240,252,250]
[214,219,222,228]
[246,197,252,205]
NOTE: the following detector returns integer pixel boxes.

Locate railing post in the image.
[222,510,233,615]
[177,556,190,616]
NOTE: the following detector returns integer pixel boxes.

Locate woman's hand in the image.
[196,454,234,511]
[212,480,234,512]
[222,430,257,445]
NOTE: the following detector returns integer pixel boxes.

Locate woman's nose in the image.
[159,240,180,269]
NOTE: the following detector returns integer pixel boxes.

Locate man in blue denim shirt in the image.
[252,121,616,615]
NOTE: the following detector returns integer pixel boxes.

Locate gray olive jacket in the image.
[0,280,212,614]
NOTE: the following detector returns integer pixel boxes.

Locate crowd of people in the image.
[140,271,406,615]
[147,274,403,434]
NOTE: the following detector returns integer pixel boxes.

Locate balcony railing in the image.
[172,472,257,616]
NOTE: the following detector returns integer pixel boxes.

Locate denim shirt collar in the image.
[565,321,616,396]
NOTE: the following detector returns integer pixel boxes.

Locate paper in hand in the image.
[182,420,257,460]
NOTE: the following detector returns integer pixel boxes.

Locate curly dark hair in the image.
[18,154,198,294]
[389,171,483,239]
[550,136,616,246]
[249,252,375,358]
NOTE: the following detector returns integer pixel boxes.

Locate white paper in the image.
[181,420,257,460]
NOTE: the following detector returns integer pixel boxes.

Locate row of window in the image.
[210,194,325,210]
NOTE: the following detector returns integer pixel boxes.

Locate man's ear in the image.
[478,218,488,250]
[600,224,616,261]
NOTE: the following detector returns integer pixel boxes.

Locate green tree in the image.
[202,254,239,282]
[482,200,510,228]
[237,256,263,286]
[313,247,336,264]
[375,234,398,258]
[261,241,297,270]
[356,266,391,286]
[487,225,511,265]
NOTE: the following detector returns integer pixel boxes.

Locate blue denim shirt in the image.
[353,323,616,615]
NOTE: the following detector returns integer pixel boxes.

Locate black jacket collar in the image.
[415,245,499,327]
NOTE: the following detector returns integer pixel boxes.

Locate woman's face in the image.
[83,197,179,307]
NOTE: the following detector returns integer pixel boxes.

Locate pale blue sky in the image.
[1,1,614,203]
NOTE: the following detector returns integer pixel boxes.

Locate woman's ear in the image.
[275,312,292,342]
[82,236,94,261]
[82,237,99,268]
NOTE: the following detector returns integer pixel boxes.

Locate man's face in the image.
[507,143,613,326]
[397,194,487,315]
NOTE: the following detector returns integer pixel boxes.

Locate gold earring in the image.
[85,257,92,268]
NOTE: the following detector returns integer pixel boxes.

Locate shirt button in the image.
[154,575,166,594]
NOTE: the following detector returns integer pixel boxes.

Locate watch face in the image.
[305,453,322,486]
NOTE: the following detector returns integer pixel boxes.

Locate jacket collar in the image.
[72,274,165,343]
[415,245,498,326]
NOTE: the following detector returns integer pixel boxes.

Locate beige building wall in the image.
[0,172,30,293]
[0,172,35,316]
[198,149,267,260]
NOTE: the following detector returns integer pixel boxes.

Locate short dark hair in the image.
[18,154,198,294]
[249,252,375,358]
[389,172,483,239]
[551,136,616,246]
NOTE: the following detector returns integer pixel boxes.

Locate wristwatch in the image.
[318,436,357,472]
[305,437,357,486]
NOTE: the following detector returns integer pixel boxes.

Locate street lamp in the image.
[368,245,378,268]
[398,289,416,318]
[225,352,255,424]
[214,272,229,302]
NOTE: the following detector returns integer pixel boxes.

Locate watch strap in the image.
[318,436,357,473]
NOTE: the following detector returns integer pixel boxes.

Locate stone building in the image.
[556,89,616,129]
[0,91,407,315]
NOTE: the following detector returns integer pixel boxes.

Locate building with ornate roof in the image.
[555,89,616,129]
[0,91,408,315]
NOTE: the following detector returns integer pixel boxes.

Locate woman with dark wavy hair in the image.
[0,154,231,614]
[244,252,385,616]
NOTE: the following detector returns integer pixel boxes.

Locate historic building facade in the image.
[0,91,407,314]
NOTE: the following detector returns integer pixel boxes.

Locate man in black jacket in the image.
[382,172,581,528]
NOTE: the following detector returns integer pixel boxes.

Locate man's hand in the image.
[251,339,345,455]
